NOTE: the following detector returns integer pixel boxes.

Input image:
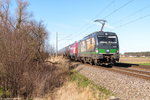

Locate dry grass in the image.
[34,82,102,100]
[48,56,69,64]
[36,56,113,100]
[47,56,71,71]
[54,82,99,100]
[120,57,150,64]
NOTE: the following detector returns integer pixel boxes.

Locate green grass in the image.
[70,70,92,88]
[69,70,114,98]
[140,63,150,65]
[0,88,4,96]
[0,88,11,97]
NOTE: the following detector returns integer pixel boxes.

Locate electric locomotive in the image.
[60,20,119,66]
[78,31,119,66]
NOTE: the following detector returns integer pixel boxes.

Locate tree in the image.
[0,0,50,98]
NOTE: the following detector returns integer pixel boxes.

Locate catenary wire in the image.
[58,0,115,41]
[71,0,135,39]
[110,4,150,25]
[59,0,135,48]
[116,13,150,28]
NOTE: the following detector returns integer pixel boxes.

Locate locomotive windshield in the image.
[97,35,117,43]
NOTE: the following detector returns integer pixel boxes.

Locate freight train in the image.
[60,31,119,66]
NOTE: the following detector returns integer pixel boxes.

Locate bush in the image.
[0,0,66,99]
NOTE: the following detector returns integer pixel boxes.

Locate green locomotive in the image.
[60,20,119,66]
[77,31,119,66]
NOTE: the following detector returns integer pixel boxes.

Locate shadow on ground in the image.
[69,63,81,70]
[114,63,139,68]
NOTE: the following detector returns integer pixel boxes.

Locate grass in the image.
[119,61,150,65]
[120,57,150,65]
[34,57,114,100]
[69,70,114,99]
[120,62,150,64]
[0,88,3,96]
[54,82,98,100]
[139,63,150,65]
[0,88,11,97]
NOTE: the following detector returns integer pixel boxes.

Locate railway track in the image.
[115,62,150,70]
[113,66,150,76]
[96,65,150,80]
[109,66,150,80]
[132,65,150,70]
[72,62,150,81]
[72,61,150,100]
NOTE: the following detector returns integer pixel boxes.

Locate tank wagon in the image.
[60,31,119,66]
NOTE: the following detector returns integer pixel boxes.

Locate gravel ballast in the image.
[75,64,150,100]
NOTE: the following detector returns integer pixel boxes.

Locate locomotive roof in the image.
[82,31,117,40]
[62,31,117,50]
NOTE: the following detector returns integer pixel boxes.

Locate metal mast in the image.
[56,32,58,57]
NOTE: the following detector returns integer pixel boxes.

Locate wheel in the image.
[81,57,86,64]
[94,59,98,65]
[83,57,86,64]
[89,58,94,65]
[106,64,113,68]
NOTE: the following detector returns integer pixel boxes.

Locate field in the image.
[120,57,150,65]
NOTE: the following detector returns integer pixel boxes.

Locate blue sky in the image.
[11,0,150,53]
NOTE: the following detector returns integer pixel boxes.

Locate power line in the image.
[59,0,135,44]
[59,1,150,51]
[58,0,115,41]
[111,4,150,25]
[115,13,150,28]
[91,0,115,20]
[72,0,135,38]
[103,0,135,19]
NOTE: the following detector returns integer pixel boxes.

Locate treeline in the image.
[124,52,150,57]
[0,0,67,99]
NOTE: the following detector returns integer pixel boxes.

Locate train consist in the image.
[60,31,119,66]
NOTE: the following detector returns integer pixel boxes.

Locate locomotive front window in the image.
[97,36,107,43]
[108,36,117,43]
[97,35,117,43]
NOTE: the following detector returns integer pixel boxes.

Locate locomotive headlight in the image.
[105,33,108,35]
[106,49,110,53]
[95,48,98,53]
[117,50,119,53]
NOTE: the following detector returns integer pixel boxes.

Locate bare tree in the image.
[0,0,10,24]
[0,0,68,99]
[16,0,32,28]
